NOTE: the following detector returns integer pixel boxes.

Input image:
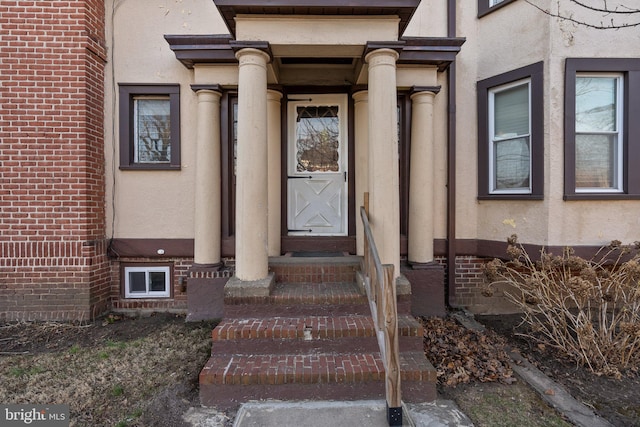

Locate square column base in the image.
[225,272,275,298]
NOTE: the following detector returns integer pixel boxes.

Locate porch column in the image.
[353,90,368,256]
[408,89,438,264]
[267,89,283,257]
[235,48,270,281]
[193,89,222,266]
[365,48,400,278]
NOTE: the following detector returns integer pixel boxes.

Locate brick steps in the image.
[210,315,425,355]
[200,351,434,386]
[200,259,437,410]
[212,315,422,341]
[223,282,372,318]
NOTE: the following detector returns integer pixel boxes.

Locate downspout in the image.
[446,0,457,307]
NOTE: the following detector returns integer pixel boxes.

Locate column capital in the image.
[191,84,222,94]
[194,89,222,105]
[364,41,405,57]
[352,90,368,103]
[233,45,272,65]
[410,85,441,97]
[364,48,400,66]
[267,89,283,101]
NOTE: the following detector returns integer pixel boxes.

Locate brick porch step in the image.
[209,314,425,355]
[223,282,373,318]
[199,351,436,409]
[212,315,423,341]
[200,351,434,386]
[201,261,437,410]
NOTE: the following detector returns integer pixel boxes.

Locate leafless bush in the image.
[484,235,640,377]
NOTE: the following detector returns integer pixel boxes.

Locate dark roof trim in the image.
[399,37,465,71]
[164,35,236,68]
[166,34,464,72]
[213,0,422,36]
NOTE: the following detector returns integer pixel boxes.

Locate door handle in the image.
[288,176,313,179]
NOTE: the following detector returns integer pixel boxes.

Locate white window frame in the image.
[488,78,532,195]
[124,266,171,298]
[574,73,624,194]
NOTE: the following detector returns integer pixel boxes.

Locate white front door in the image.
[287,94,348,236]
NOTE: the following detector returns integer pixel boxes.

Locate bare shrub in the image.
[484,235,640,377]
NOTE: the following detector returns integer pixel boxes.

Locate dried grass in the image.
[0,320,213,426]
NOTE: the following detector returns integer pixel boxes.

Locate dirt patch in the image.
[3,311,636,427]
[478,313,640,427]
[0,313,222,427]
[423,316,571,426]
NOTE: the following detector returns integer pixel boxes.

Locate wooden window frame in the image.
[477,62,544,200]
[564,58,640,200]
[119,84,181,170]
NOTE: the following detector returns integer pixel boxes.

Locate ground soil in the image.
[477,313,640,427]
[1,312,638,426]
[0,313,224,427]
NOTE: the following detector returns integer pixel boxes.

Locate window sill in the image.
[119,164,181,171]
[564,194,640,201]
[478,194,544,201]
[124,295,172,299]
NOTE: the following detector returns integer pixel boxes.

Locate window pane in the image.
[494,137,530,189]
[295,106,340,172]
[575,134,616,188]
[135,98,171,163]
[149,271,167,292]
[576,77,617,132]
[494,84,529,137]
[128,271,146,293]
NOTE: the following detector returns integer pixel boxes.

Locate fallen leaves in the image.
[422,316,516,387]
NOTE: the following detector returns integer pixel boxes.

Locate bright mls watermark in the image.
[1,405,69,426]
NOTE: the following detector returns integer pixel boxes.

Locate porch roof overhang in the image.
[164,34,465,72]
[212,0,422,37]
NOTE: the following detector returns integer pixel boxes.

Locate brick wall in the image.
[436,255,520,314]
[0,0,109,321]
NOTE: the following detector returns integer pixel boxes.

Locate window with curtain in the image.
[489,80,531,193]
[477,62,543,199]
[564,58,640,200]
[574,75,622,192]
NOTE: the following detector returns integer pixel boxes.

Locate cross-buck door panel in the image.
[287,94,348,236]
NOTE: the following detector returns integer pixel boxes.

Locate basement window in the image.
[123,265,171,298]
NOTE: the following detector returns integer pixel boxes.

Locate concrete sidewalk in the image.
[231,400,473,427]
[183,399,473,427]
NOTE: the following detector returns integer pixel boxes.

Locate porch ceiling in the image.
[213,0,422,37]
